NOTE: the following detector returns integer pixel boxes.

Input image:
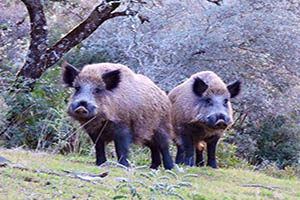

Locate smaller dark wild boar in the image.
[62,62,174,169]
[168,71,240,168]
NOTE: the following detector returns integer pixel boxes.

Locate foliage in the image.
[216,138,251,169]
[0,67,87,153]
[258,162,300,180]
[230,115,300,169]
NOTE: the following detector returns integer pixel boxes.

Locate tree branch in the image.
[4,164,109,183]
[109,11,128,18]
[16,0,124,79]
[207,0,223,6]
[45,0,122,69]
[239,184,287,191]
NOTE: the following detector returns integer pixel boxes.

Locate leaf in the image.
[177,182,192,187]
[182,174,198,179]
[113,195,128,200]
[165,170,178,180]
[159,176,170,180]
[139,173,152,180]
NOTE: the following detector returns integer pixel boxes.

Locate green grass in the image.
[0,148,299,200]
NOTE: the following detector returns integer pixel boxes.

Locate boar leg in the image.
[113,123,132,167]
[175,144,184,164]
[153,130,174,170]
[146,142,162,169]
[95,140,106,166]
[159,142,173,170]
[196,149,204,167]
[206,136,219,168]
[182,134,195,166]
[88,133,107,166]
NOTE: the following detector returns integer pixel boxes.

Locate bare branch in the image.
[207,0,222,6]
[109,11,128,18]
[45,0,122,69]
[16,0,124,79]
[239,184,287,191]
[4,163,109,183]
[137,14,150,24]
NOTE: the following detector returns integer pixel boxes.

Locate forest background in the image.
[1,0,300,172]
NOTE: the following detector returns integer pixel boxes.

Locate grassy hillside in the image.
[0,148,299,200]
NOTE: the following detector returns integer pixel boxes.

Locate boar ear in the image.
[62,62,80,87]
[227,80,241,98]
[102,69,121,91]
[193,77,208,97]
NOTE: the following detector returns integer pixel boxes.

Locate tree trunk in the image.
[16,0,124,79]
[16,0,48,79]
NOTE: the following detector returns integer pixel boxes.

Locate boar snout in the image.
[206,113,230,129]
[74,106,89,115]
[214,119,227,129]
[69,100,96,119]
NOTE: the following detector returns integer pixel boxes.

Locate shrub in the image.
[0,66,90,154]
[217,139,251,169]
[230,115,300,169]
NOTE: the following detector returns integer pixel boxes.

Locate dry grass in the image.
[0,148,299,200]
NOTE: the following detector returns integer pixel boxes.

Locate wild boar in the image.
[62,62,174,169]
[168,71,240,168]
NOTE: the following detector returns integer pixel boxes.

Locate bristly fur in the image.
[168,71,234,143]
[169,71,240,167]
[67,63,175,146]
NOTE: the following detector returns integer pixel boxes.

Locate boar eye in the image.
[223,98,229,106]
[94,87,103,94]
[74,86,81,91]
[204,98,212,105]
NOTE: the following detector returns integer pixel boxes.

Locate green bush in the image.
[230,115,300,169]
[217,139,251,169]
[0,66,91,154]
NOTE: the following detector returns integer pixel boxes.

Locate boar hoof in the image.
[96,159,106,166]
[207,160,218,168]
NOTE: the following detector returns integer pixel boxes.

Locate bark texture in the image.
[17,0,123,79]
[17,0,48,79]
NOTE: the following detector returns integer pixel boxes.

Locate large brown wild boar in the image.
[168,71,240,168]
[62,62,174,169]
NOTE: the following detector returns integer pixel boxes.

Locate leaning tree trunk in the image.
[16,0,126,79]
[16,0,48,79]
